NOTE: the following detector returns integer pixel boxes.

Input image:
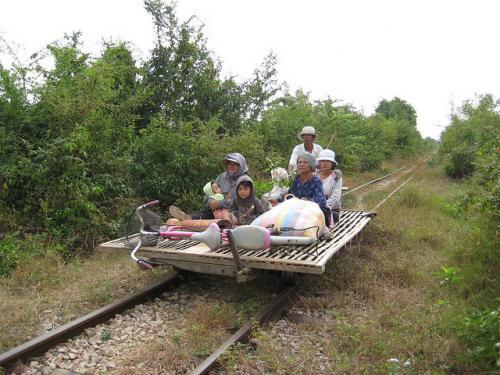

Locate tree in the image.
[243,52,281,122]
[140,0,226,126]
[375,97,417,127]
[375,97,422,152]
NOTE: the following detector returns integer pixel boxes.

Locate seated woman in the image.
[288,153,332,226]
[169,153,249,220]
[316,149,343,224]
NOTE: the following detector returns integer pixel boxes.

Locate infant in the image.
[203,181,229,219]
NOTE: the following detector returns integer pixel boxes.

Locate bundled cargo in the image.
[251,197,327,240]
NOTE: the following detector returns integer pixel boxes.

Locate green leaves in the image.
[437,95,499,371]
[456,305,500,369]
[434,265,462,286]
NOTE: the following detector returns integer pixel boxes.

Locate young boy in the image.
[228,175,266,225]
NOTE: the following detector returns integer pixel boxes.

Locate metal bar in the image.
[227,230,242,270]
[190,284,299,375]
[0,274,180,367]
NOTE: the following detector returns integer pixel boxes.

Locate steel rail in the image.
[0,274,180,369]
[373,175,414,210]
[190,283,299,375]
[343,164,409,196]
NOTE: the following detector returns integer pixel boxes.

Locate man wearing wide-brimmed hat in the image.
[287,126,323,175]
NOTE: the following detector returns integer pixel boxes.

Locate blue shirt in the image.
[289,175,328,210]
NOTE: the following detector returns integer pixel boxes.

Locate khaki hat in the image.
[297,126,317,140]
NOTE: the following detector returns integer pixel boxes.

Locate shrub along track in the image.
[1,161,421,374]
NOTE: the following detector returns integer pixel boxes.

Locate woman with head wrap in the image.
[288,153,332,226]
[169,153,249,220]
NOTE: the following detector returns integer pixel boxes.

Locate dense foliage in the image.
[375,97,422,153]
[0,1,424,271]
[439,94,499,229]
[438,94,499,369]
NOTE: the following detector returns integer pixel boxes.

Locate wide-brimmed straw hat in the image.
[316,149,338,168]
[297,126,317,140]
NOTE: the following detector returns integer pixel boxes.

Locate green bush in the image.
[132,119,224,211]
[0,233,21,276]
[456,305,500,369]
[443,147,475,178]
[0,0,426,273]
[253,180,274,197]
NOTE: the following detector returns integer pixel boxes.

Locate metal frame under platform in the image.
[97,210,375,277]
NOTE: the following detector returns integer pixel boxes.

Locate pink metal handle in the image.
[159,227,195,241]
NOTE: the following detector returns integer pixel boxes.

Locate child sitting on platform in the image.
[228,176,266,225]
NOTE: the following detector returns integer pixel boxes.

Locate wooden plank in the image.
[98,213,369,265]
[316,218,371,266]
[99,211,369,261]
[138,246,320,268]
[96,243,131,255]
[139,249,324,274]
[154,258,239,277]
[282,210,365,262]
[95,209,373,274]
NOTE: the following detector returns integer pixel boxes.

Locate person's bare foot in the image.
[168,206,192,221]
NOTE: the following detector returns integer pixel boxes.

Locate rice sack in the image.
[251,197,326,239]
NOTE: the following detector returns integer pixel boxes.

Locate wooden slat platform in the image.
[97,210,375,275]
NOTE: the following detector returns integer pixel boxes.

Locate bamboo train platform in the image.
[96,210,376,278]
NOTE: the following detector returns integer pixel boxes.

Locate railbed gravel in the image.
[219,294,340,375]
[16,276,255,375]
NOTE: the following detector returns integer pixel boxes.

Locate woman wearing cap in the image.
[169,153,249,220]
[287,126,323,175]
[316,149,343,224]
[288,153,332,226]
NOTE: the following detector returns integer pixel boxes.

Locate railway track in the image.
[2,275,297,374]
[345,157,428,211]
[190,284,299,375]
[1,161,420,374]
[0,275,181,372]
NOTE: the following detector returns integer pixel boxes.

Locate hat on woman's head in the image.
[297,126,317,140]
[297,153,316,171]
[316,149,338,168]
[222,152,249,177]
[223,153,241,165]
